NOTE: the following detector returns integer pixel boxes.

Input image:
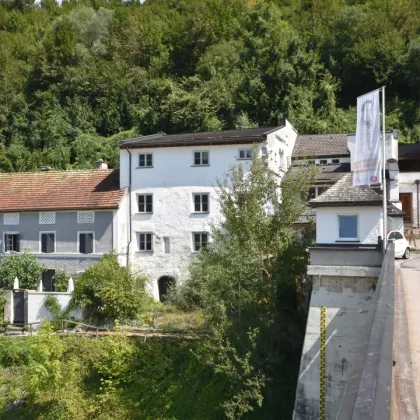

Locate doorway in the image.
[158,276,175,302]
[400,193,413,224]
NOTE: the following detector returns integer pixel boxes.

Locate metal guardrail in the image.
[337,242,395,420]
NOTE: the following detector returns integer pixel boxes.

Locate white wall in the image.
[25,292,82,324]
[316,206,382,245]
[115,192,128,266]
[122,124,296,299]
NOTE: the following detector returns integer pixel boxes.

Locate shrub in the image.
[0,251,46,290]
[53,270,70,292]
[72,254,151,322]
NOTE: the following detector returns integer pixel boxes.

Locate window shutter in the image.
[79,234,86,253]
[41,234,47,253]
[47,233,54,253]
[86,234,93,254]
[15,234,20,252]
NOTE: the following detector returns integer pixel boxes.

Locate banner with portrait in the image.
[353,90,381,186]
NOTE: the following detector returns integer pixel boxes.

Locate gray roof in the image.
[387,203,405,217]
[119,125,284,149]
[292,133,349,159]
[288,162,350,185]
[309,174,383,207]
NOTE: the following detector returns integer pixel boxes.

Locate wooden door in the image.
[400,193,413,224]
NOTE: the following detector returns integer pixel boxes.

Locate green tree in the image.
[72,253,152,322]
[187,153,316,418]
[0,251,46,289]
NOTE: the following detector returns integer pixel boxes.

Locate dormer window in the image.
[320,159,328,165]
[332,159,340,164]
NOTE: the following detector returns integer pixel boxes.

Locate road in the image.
[394,254,420,419]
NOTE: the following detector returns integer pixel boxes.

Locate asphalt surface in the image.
[396,254,420,418]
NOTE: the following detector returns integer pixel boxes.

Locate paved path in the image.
[395,255,420,419]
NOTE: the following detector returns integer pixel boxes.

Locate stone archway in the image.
[158,276,175,302]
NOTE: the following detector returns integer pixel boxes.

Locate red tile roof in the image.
[0,169,126,212]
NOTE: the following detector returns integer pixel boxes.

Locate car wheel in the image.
[403,248,410,259]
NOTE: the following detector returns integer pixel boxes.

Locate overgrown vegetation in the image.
[175,153,316,418]
[72,253,152,323]
[0,0,419,172]
[0,251,45,289]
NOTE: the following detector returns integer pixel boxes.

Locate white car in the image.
[388,230,410,259]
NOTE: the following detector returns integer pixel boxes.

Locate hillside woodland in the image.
[0,0,420,171]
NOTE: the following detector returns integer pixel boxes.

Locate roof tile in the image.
[0,169,125,212]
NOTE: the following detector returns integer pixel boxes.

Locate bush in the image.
[72,254,151,322]
[53,270,70,292]
[0,251,46,290]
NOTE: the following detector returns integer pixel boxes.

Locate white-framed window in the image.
[40,231,56,253]
[338,215,358,240]
[193,151,209,166]
[320,159,328,165]
[4,213,19,225]
[238,149,253,160]
[261,147,267,155]
[39,212,56,224]
[163,237,171,254]
[192,232,208,252]
[332,158,340,164]
[78,232,94,254]
[139,153,153,168]
[138,194,153,213]
[4,232,20,252]
[137,232,153,251]
[77,211,94,224]
[193,193,209,213]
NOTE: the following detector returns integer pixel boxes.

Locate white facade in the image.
[316,206,383,245]
[120,121,297,299]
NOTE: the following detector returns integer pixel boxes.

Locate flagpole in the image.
[382,86,387,253]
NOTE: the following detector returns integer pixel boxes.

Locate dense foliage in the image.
[179,154,316,418]
[72,253,151,322]
[0,0,419,172]
[0,251,45,289]
[0,327,230,419]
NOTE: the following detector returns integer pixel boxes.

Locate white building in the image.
[119,120,298,300]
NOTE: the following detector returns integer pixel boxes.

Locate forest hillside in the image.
[0,0,419,171]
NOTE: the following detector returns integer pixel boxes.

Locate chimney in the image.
[40,166,52,172]
[96,160,108,170]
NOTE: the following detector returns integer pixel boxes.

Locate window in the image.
[39,212,55,224]
[193,193,209,213]
[193,232,208,251]
[320,159,328,165]
[79,232,94,254]
[279,149,285,169]
[332,159,340,164]
[238,149,252,160]
[138,194,153,213]
[194,151,209,166]
[261,147,267,155]
[138,233,153,251]
[42,270,56,292]
[77,211,94,224]
[40,232,55,253]
[338,215,358,240]
[4,213,19,225]
[139,153,153,168]
[4,233,19,252]
[389,231,403,240]
[163,237,171,253]
[308,187,316,200]
[317,187,327,196]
